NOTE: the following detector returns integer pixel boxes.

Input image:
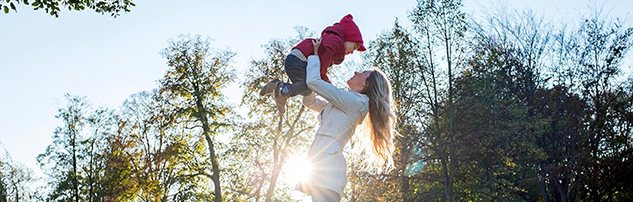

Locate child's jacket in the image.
[293,23,346,83]
[293,14,364,83]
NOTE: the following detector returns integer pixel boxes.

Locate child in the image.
[260,14,366,114]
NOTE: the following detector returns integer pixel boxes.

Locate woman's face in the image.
[347,70,372,92]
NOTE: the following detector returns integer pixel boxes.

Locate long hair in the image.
[356,68,396,169]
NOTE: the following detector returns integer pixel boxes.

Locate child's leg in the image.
[282,54,312,97]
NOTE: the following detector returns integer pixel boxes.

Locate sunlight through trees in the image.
[2,0,632,201]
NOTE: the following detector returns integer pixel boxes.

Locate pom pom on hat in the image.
[339,14,366,51]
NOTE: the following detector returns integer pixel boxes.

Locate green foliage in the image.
[0,173,5,202]
[356,1,633,201]
[405,0,468,201]
[36,90,222,201]
[0,147,35,202]
[455,40,544,201]
[158,34,238,202]
[118,91,207,201]
[357,19,424,201]
[1,0,135,17]
[570,13,633,201]
[100,127,139,202]
[37,94,89,202]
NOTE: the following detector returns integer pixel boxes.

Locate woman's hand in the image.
[312,38,321,55]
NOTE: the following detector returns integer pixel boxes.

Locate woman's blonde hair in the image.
[355,68,396,169]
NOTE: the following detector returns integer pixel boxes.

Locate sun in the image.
[285,155,313,201]
[284,155,312,185]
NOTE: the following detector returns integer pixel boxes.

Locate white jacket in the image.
[298,55,369,197]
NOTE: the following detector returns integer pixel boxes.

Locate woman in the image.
[296,41,396,201]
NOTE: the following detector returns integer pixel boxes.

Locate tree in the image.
[0,162,35,202]
[77,106,119,202]
[359,19,424,201]
[465,4,633,201]
[455,38,547,201]
[159,34,237,202]
[0,144,35,202]
[115,90,214,201]
[37,94,89,202]
[532,86,585,202]
[570,10,633,201]
[99,118,139,202]
[471,7,557,201]
[409,0,467,201]
[1,0,135,17]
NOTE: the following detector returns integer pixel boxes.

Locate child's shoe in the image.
[260,78,280,96]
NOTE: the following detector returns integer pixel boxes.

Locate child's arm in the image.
[316,35,345,83]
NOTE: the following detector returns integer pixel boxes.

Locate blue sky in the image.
[1,0,631,187]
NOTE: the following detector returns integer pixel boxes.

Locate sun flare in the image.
[284,155,312,184]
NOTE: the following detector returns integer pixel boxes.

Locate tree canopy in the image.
[1,0,135,17]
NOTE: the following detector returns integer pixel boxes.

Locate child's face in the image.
[344,41,360,55]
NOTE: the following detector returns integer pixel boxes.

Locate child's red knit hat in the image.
[340,14,366,51]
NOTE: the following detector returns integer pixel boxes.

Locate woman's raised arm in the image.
[305,56,366,113]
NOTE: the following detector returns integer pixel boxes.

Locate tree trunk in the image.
[264,115,284,202]
[445,26,456,202]
[401,175,410,201]
[194,92,223,202]
[254,172,266,202]
[264,163,283,202]
[88,139,95,202]
[71,128,79,202]
[265,106,304,202]
[204,134,222,202]
[554,178,569,202]
[424,23,451,202]
[440,150,452,202]
[397,136,411,200]
[0,174,6,202]
[538,163,551,202]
